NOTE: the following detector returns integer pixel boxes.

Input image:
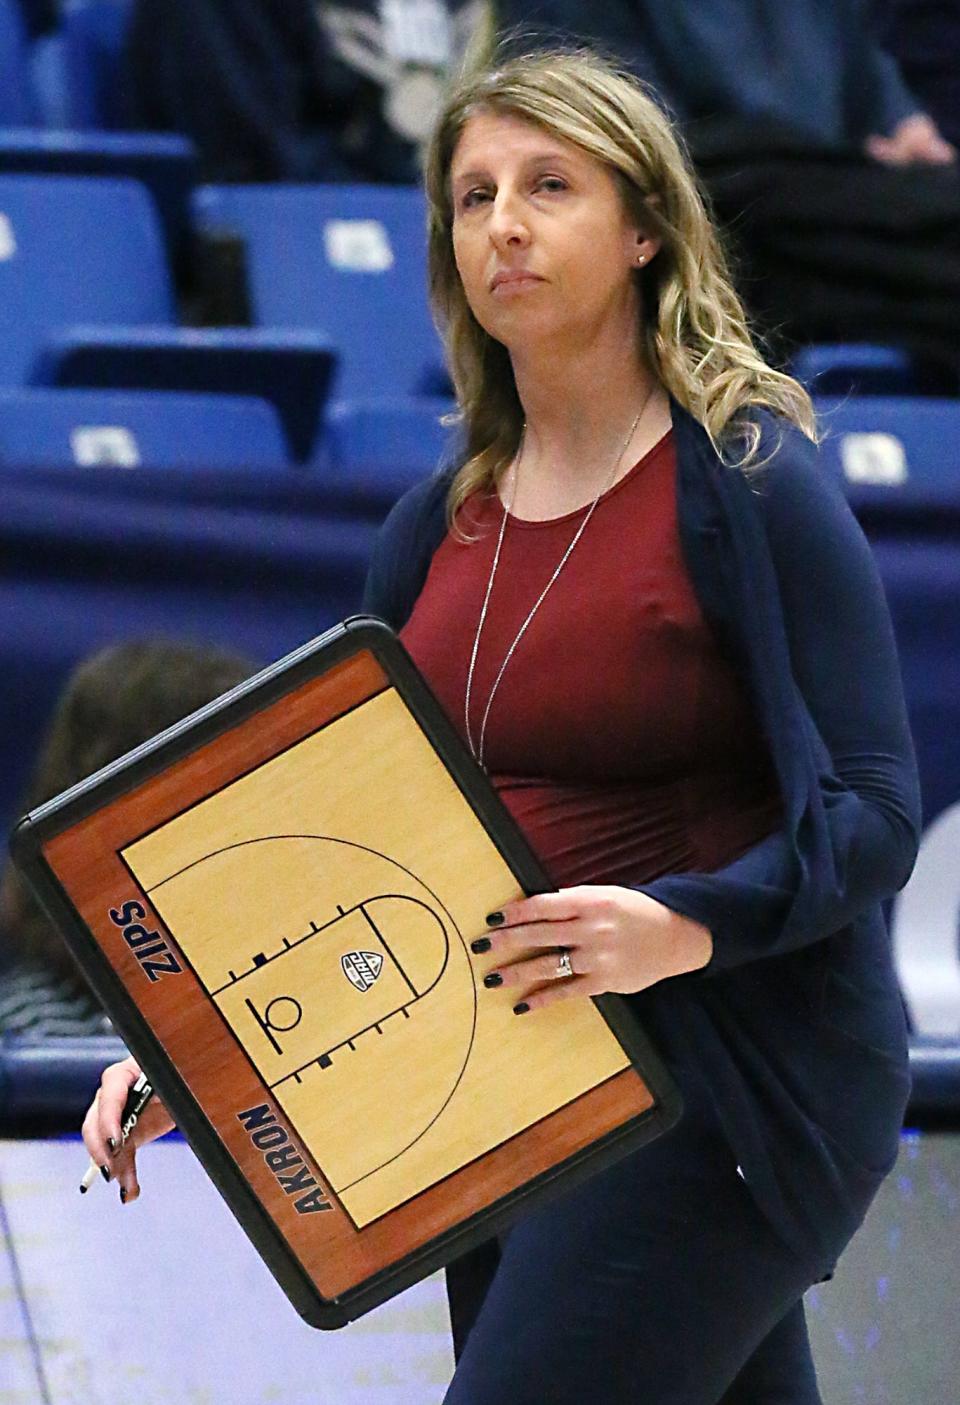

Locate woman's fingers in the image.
[98,1059,142,1150]
[110,1142,141,1204]
[80,1088,107,1168]
[105,1091,175,1203]
[510,974,599,1014]
[486,889,590,935]
[81,1057,139,1166]
[489,950,584,989]
[479,946,607,1013]
[80,1056,176,1202]
[475,888,621,958]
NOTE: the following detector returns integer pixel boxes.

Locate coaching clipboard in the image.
[11,617,681,1328]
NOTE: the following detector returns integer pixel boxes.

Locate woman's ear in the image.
[632,229,662,268]
[635,192,664,266]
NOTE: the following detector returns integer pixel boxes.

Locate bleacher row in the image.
[0,172,456,472]
[0,0,459,474]
[0,172,959,487]
[1,2,959,488]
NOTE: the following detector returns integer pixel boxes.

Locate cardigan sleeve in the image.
[360,471,451,629]
[634,441,922,972]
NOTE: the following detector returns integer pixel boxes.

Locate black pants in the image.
[443,1109,824,1404]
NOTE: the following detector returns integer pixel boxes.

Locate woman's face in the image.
[449,110,658,352]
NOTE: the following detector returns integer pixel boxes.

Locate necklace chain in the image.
[464,388,656,769]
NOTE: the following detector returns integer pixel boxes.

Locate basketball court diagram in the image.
[124,832,479,1226]
[119,686,630,1228]
[209,887,455,1093]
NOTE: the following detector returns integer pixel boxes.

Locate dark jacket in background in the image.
[886,0,960,147]
[124,0,481,184]
[495,0,919,146]
[124,0,355,182]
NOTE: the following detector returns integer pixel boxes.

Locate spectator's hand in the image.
[865,113,956,166]
[81,1055,175,1204]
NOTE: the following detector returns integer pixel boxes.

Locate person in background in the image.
[318,0,491,179]
[494,0,956,163]
[123,0,488,183]
[0,639,253,1038]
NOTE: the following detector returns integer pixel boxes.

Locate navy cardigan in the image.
[361,400,922,1278]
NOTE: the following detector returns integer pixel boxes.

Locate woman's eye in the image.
[537,176,567,193]
[461,189,490,209]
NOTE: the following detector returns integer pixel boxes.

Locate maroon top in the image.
[400,431,783,888]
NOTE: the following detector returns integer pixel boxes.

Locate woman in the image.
[84,49,921,1403]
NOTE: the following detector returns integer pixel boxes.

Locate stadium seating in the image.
[193,184,451,402]
[792,343,958,397]
[0,387,290,468]
[0,173,337,456]
[0,172,172,384]
[320,395,456,477]
[0,0,38,124]
[0,129,198,265]
[815,395,960,501]
[44,326,336,460]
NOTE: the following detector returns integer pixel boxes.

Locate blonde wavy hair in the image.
[424,47,817,525]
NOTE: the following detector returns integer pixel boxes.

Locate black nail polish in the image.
[513,1002,530,1015]
[119,1186,127,1204]
[483,972,503,988]
[486,911,505,927]
[471,937,491,954]
[106,1137,118,1154]
[100,1166,111,1183]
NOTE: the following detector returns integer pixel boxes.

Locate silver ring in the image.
[555,948,575,980]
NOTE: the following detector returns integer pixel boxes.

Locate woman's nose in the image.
[489,190,530,248]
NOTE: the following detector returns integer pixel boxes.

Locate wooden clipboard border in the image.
[10,617,682,1327]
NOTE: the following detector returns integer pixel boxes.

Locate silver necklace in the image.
[464,389,655,769]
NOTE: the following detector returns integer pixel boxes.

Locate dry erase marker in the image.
[79,1072,154,1194]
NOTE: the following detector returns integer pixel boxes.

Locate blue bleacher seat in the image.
[0,172,172,384]
[907,1038,960,1117]
[792,343,957,398]
[0,173,337,456]
[0,1035,128,1122]
[320,396,457,479]
[193,184,451,402]
[0,129,199,265]
[0,387,290,468]
[2,1031,957,1129]
[0,0,38,124]
[41,326,336,460]
[815,396,960,502]
[28,25,69,126]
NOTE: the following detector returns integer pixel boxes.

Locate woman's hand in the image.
[474,886,713,1014]
[81,1055,176,1204]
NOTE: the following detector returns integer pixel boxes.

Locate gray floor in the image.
[1,1132,957,1403]
[805,1130,960,1404]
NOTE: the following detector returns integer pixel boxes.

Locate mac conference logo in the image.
[341,950,384,992]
